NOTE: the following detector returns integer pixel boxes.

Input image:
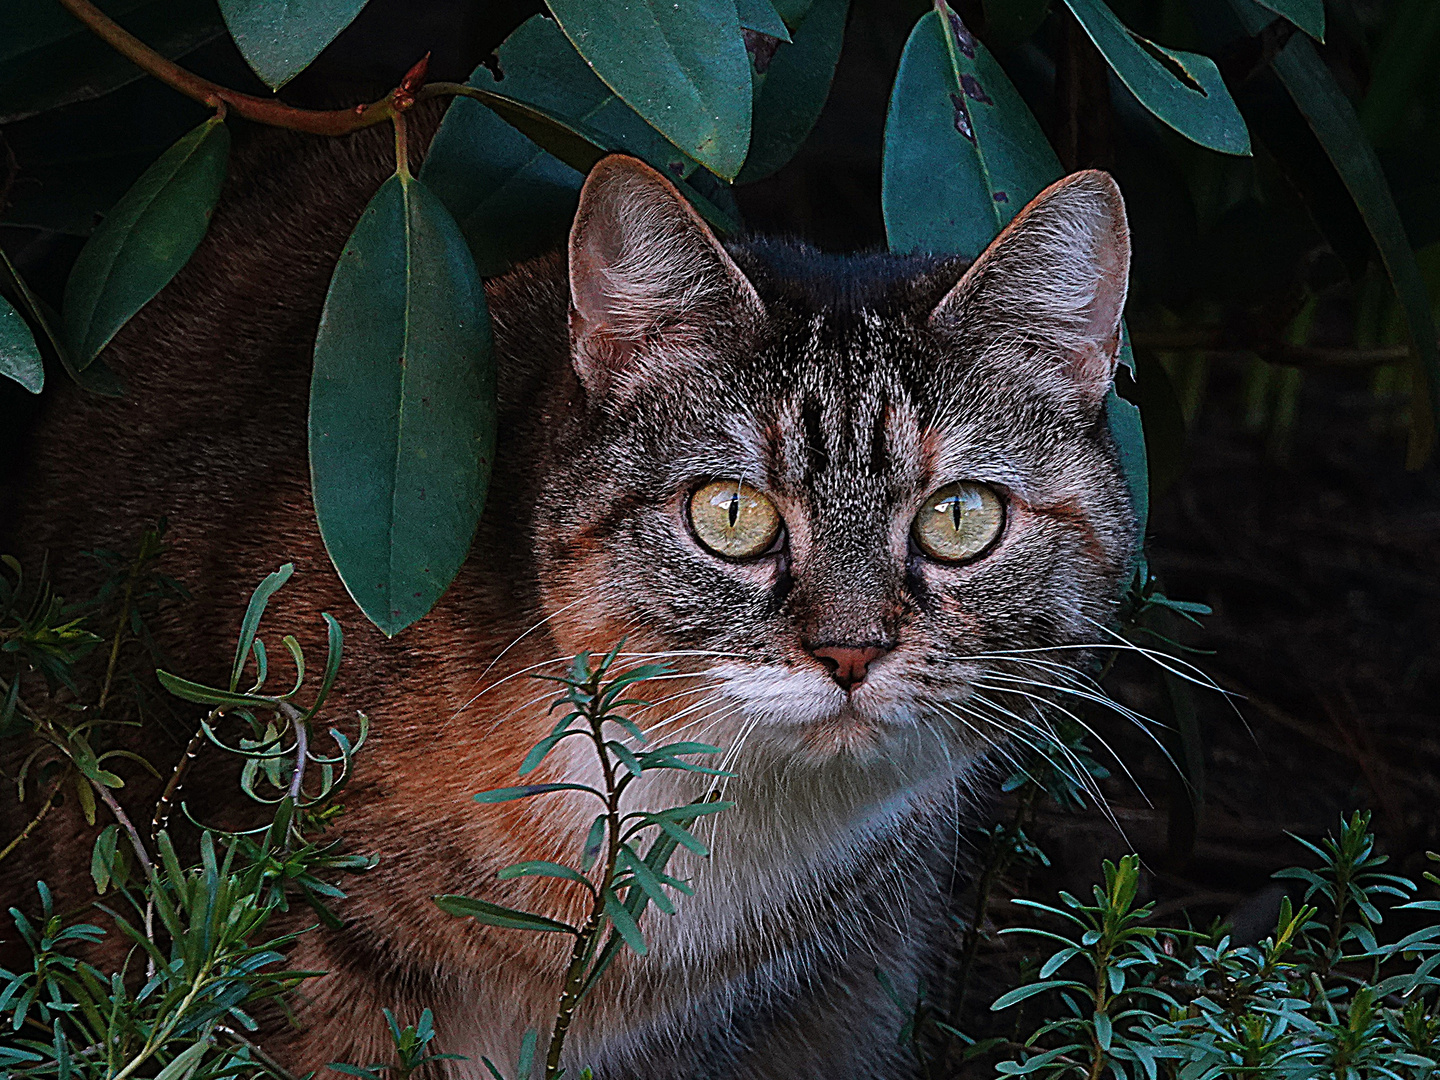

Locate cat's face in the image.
[533,158,1136,768]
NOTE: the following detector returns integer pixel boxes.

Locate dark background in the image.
[3,0,1438,1044]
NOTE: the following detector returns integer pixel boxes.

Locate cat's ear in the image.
[568,155,763,400]
[929,170,1130,404]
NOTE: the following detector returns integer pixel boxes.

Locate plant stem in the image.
[151,719,210,840]
[0,772,65,863]
[91,777,154,877]
[545,673,625,1079]
[280,701,309,805]
[54,0,429,135]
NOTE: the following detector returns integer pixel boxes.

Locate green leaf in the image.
[0,247,123,397]
[423,12,743,275]
[1252,0,1324,41]
[737,0,849,183]
[602,887,648,954]
[0,294,43,393]
[1249,17,1440,462]
[498,861,593,888]
[153,1040,210,1080]
[1060,0,1251,156]
[90,825,119,894]
[883,5,1062,262]
[736,0,791,41]
[474,783,601,804]
[231,564,294,692]
[156,669,270,707]
[619,845,676,914]
[432,894,575,934]
[217,0,371,90]
[0,0,224,123]
[61,114,230,368]
[310,170,495,636]
[990,979,1084,1010]
[544,0,753,179]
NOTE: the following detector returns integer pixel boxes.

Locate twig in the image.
[91,777,154,877]
[0,772,65,863]
[278,701,308,804]
[151,719,211,840]
[54,0,430,135]
[98,543,147,712]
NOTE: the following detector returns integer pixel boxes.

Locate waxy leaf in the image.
[0,294,43,394]
[1,247,122,397]
[217,0,371,90]
[883,5,1060,262]
[0,0,224,123]
[1253,0,1324,40]
[603,887,648,954]
[1060,0,1250,156]
[433,894,575,934]
[882,5,1148,541]
[737,0,850,183]
[736,0,791,41]
[310,171,495,636]
[544,0,753,180]
[473,783,601,804]
[423,14,741,276]
[62,115,230,368]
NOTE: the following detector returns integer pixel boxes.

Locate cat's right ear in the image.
[568,155,763,402]
[929,170,1130,406]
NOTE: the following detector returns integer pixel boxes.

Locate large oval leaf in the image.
[883,6,1060,262]
[1061,0,1251,157]
[544,0,753,180]
[1,247,122,397]
[0,0,223,123]
[737,0,850,184]
[0,295,44,394]
[61,115,230,368]
[309,171,495,637]
[422,14,742,277]
[217,0,371,90]
[882,4,1148,542]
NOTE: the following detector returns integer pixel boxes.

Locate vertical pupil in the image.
[949,498,963,530]
[727,493,741,528]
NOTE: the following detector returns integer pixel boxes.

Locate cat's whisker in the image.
[930,701,1048,793]
[462,596,589,696]
[959,692,1119,824]
[974,668,1170,752]
[971,678,1153,806]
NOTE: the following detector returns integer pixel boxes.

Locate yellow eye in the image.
[912,481,1004,562]
[689,480,782,559]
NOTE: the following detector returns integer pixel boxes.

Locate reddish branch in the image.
[55,0,435,133]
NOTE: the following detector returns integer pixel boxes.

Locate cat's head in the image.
[532,155,1137,769]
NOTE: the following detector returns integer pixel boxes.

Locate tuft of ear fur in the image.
[929,170,1130,404]
[568,155,763,402]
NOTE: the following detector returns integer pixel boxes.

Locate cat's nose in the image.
[809,644,890,691]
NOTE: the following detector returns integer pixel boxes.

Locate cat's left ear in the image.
[568,155,763,401]
[929,170,1130,404]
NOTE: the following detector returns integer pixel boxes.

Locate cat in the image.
[4,116,1136,1079]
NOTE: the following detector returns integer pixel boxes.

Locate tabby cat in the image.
[5,121,1136,1078]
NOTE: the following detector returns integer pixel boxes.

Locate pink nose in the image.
[809,644,890,691]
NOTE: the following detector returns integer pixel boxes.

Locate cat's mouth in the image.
[706,660,926,733]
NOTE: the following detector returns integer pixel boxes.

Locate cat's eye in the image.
[912,481,1004,563]
[689,480,783,560]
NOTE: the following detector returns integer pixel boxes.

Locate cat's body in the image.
[4,119,1136,1078]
